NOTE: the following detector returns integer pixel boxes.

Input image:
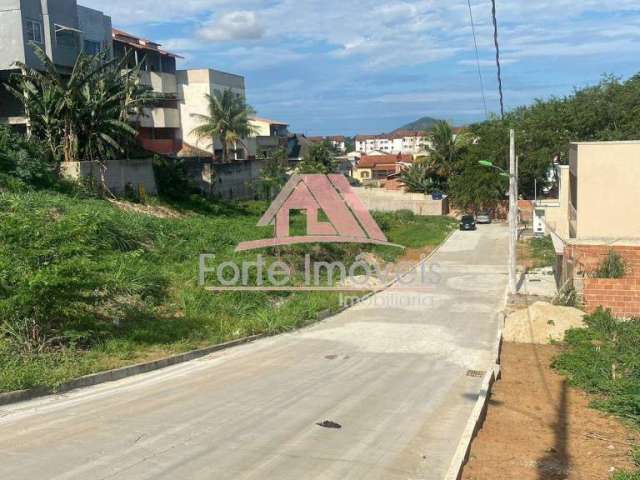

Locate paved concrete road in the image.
[0,224,508,480]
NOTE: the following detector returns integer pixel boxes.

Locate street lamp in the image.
[478,160,510,177]
[478,129,518,295]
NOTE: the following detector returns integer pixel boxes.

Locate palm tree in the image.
[190,89,256,163]
[6,43,152,163]
[424,121,470,179]
[399,159,445,194]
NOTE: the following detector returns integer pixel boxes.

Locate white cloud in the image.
[197,11,265,42]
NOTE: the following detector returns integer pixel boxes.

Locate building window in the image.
[83,40,101,55]
[56,29,78,48]
[25,19,43,44]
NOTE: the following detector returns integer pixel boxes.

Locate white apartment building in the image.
[355,131,432,155]
[177,68,247,157]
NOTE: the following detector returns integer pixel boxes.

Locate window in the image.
[25,19,43,44]
[56,29,78,48]
[83,40,101,55]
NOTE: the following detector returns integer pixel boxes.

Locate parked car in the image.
[460,215,477,231]
[476,211,492,224]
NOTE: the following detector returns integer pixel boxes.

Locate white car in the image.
[476,211,492,224]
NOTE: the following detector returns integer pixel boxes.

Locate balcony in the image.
[139,107,180,129]
[140,72,177,95]
[138,137,181,155]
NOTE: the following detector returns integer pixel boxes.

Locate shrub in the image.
[554,308,640,428]
[595,250,626,279]
[0,127,56,187]
[153,156,198,201]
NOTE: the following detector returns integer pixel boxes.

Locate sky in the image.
[83,0,640,136]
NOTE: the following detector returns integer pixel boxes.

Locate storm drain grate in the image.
[466,370,486,378]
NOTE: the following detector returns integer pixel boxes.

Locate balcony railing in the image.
[139,72,178,95]
[138,137,180,155]
[139,107,181,129]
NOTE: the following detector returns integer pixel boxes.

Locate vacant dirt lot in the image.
[462,343,639,480]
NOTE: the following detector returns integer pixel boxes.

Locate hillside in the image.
[0,180,456,393]
[394,116,442,132]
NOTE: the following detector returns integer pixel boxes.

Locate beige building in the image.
[567,141,640,240]
[538,141,640,242]
[177,68,247,157]
[247,116,289,159]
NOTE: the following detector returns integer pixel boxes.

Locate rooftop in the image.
[112,28,182,58]
[357,154,414,168]
[249,116,289,126]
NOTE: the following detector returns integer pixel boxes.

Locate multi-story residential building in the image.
[353,153,413,182]
[177,68,247,159]
[307,135,347,152]
[354,131,432,155]
[247,116,289,159]
[0,0,112,128]
[112,29,182,155]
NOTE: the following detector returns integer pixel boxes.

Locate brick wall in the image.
[566,244,640,318]
[565,244,640,278]
[583,278,640,318]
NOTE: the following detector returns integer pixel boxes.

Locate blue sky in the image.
[84,0,640,136]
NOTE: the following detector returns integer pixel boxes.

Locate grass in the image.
[0,188,456,392]
[527,235,556,269]
[554,308,640,478]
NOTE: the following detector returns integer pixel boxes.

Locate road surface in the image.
[0,224,508,480]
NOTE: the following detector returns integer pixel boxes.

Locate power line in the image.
[490,0,505,119]
[466,0,489,119]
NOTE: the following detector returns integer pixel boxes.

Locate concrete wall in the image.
[177,69,246,155]
[352,187,448,216]
[0,0,111,72]
[572,141,640,240]
[60,159,158,196]
[0,0,26,70]
[180,158,265,200]
[77,5,112,56]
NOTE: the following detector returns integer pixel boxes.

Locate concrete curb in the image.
[0,334,265,407]
[444,313,506,480]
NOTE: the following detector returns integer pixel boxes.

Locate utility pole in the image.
[508,129,517,295]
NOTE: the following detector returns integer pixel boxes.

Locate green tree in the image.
[190,89,256,163]
[448,158,507,212]
[399,159,445,194]
[258,147,289,199]
[465,74,640,198]
[6,44,151,164]
[297,141,337,174]
[424,121,470,178]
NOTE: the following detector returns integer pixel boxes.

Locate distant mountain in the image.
[394,116,442,132]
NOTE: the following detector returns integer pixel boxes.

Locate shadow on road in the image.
[537,378,570,479]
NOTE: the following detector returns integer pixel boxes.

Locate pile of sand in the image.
[504,301,585,344]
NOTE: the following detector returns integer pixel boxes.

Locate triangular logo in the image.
[236,174,402,251]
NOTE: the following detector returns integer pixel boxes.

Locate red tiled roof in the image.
[357,154,413,168]
[112,28,183,59]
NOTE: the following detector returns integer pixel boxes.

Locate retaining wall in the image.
[352,187,449,216]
